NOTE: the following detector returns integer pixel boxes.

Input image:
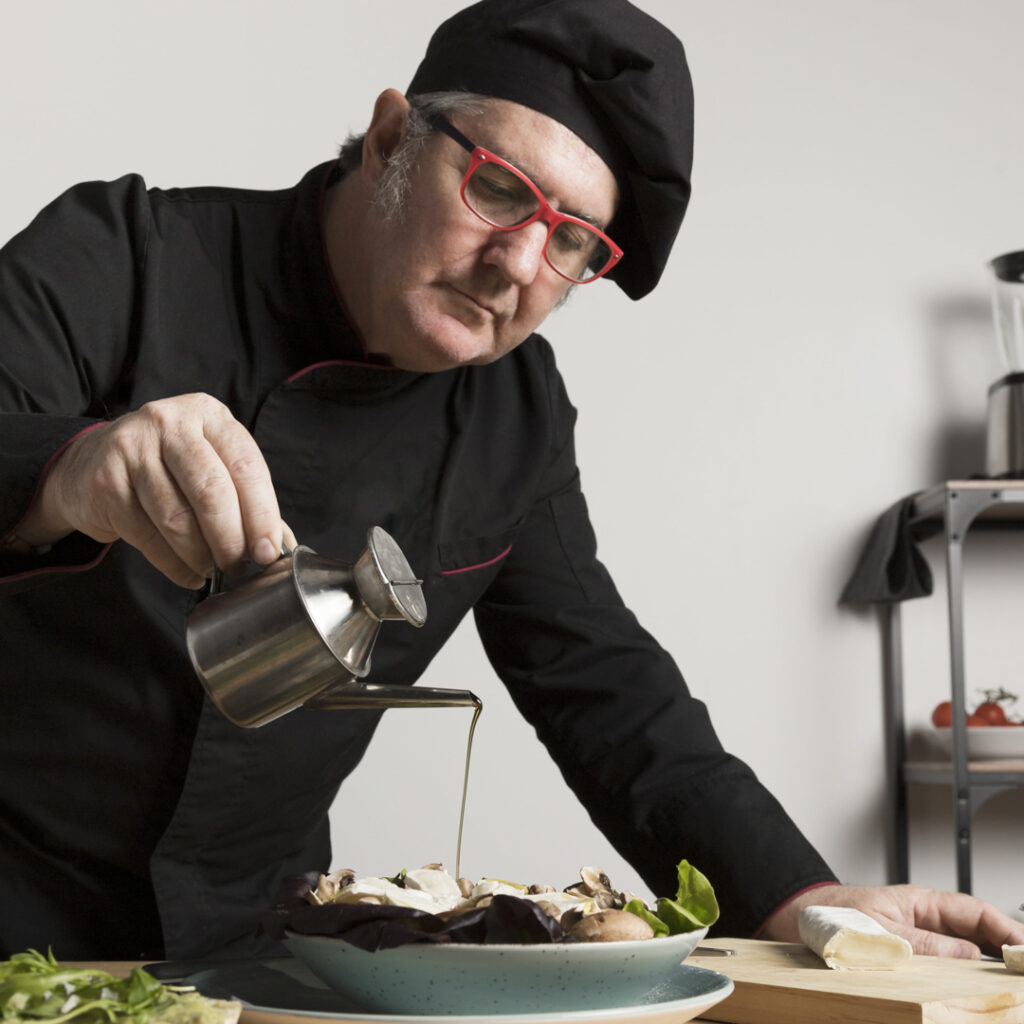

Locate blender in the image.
[986,251,1024,477]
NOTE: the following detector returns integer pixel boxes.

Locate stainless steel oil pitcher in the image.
[186,526,475,727]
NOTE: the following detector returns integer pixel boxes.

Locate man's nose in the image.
[484,222,548,285]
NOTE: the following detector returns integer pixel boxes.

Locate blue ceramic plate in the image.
[186,955,733,1024]
[285,928,707,1016]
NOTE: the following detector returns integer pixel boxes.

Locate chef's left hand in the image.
[759,883,1024,958]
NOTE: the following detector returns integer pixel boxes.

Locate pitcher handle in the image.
[210,543,294,596]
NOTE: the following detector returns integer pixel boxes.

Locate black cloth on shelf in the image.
[840,494,942,605]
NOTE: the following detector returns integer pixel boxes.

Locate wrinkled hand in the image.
[761,883,1024,959]
[26,393,294,587]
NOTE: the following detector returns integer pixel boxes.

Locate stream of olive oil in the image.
[455,699,482,880]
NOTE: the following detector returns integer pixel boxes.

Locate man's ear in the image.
[362,88,412,187]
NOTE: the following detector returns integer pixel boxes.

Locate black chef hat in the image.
[407,0,693,300]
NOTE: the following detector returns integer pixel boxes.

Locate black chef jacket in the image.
[0,164,836,960]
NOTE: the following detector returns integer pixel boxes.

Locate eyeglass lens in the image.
[464,160,613,283]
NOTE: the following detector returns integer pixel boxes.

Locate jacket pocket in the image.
[438,527,518,576]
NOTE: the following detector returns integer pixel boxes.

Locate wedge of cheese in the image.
[798,906,913,970]
[1004,944,1024,973]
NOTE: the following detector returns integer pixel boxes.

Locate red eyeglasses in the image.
[429,115,623,285]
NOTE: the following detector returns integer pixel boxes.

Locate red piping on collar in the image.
[285,358,409,384]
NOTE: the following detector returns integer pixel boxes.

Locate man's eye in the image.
[468,166,533,209]
[551,223,593,253]
[475,176,516,200]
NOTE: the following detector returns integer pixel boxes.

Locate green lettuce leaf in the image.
[658,859,719,931]
[0,949,230,1023]
[625,859,719,935]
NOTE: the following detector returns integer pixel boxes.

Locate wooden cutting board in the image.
[690,938,1024,1024]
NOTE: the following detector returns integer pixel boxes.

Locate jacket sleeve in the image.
[472,353,837,937]
[0,176,149,583]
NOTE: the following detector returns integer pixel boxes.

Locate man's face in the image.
[351,98,619,372]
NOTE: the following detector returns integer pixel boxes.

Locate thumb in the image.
[282,521,299,552]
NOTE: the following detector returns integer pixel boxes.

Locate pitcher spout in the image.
[307,681,481,711]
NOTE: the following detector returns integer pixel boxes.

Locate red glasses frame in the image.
[430,115,623,284]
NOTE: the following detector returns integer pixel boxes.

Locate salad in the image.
[264,858,718,947]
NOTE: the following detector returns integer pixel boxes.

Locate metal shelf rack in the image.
[883,480,1024,893]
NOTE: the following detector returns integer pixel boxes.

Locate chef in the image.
[1,0,1021,962]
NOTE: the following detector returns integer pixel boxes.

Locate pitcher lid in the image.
[366,526,428,627]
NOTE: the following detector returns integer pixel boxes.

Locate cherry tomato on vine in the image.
[932,701,952,728]
[974,701,1008,725]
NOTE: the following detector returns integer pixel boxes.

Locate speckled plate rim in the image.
[185,957,734,1024]
[285,926,706,961]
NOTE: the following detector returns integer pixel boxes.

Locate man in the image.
[1,0,1021,961]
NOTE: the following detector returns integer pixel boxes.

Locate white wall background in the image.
[3,1,1022,924]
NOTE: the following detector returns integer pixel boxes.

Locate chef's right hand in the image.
[18,393,293,588]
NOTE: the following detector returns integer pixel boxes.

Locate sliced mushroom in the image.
[457,877,474,898]
[594,890,621,910]
[579,866,613,894]
[567,909,655,943]
[311,876,334,902]
[528,884,556,894]
[310,867,356,904]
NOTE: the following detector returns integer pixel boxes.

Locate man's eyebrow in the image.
[434,114,612,231]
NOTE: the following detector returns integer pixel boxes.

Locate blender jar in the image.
[986,251,1024,477]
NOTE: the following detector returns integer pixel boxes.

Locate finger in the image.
[126,395,249,572]
[282,521,299,552]
[129,447,219,578]
[930,897,1024,956]
[883,920,980,959]
[892,887,1024,958]
[111,490,209,589]
[200,419,283,566]
[160,423,249,571]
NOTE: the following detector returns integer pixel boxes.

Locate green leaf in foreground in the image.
[0,949,230,1023]
[657,859,719,931]
[625,859,720,935]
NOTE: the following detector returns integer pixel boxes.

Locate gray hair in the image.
[338,92,487,221]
